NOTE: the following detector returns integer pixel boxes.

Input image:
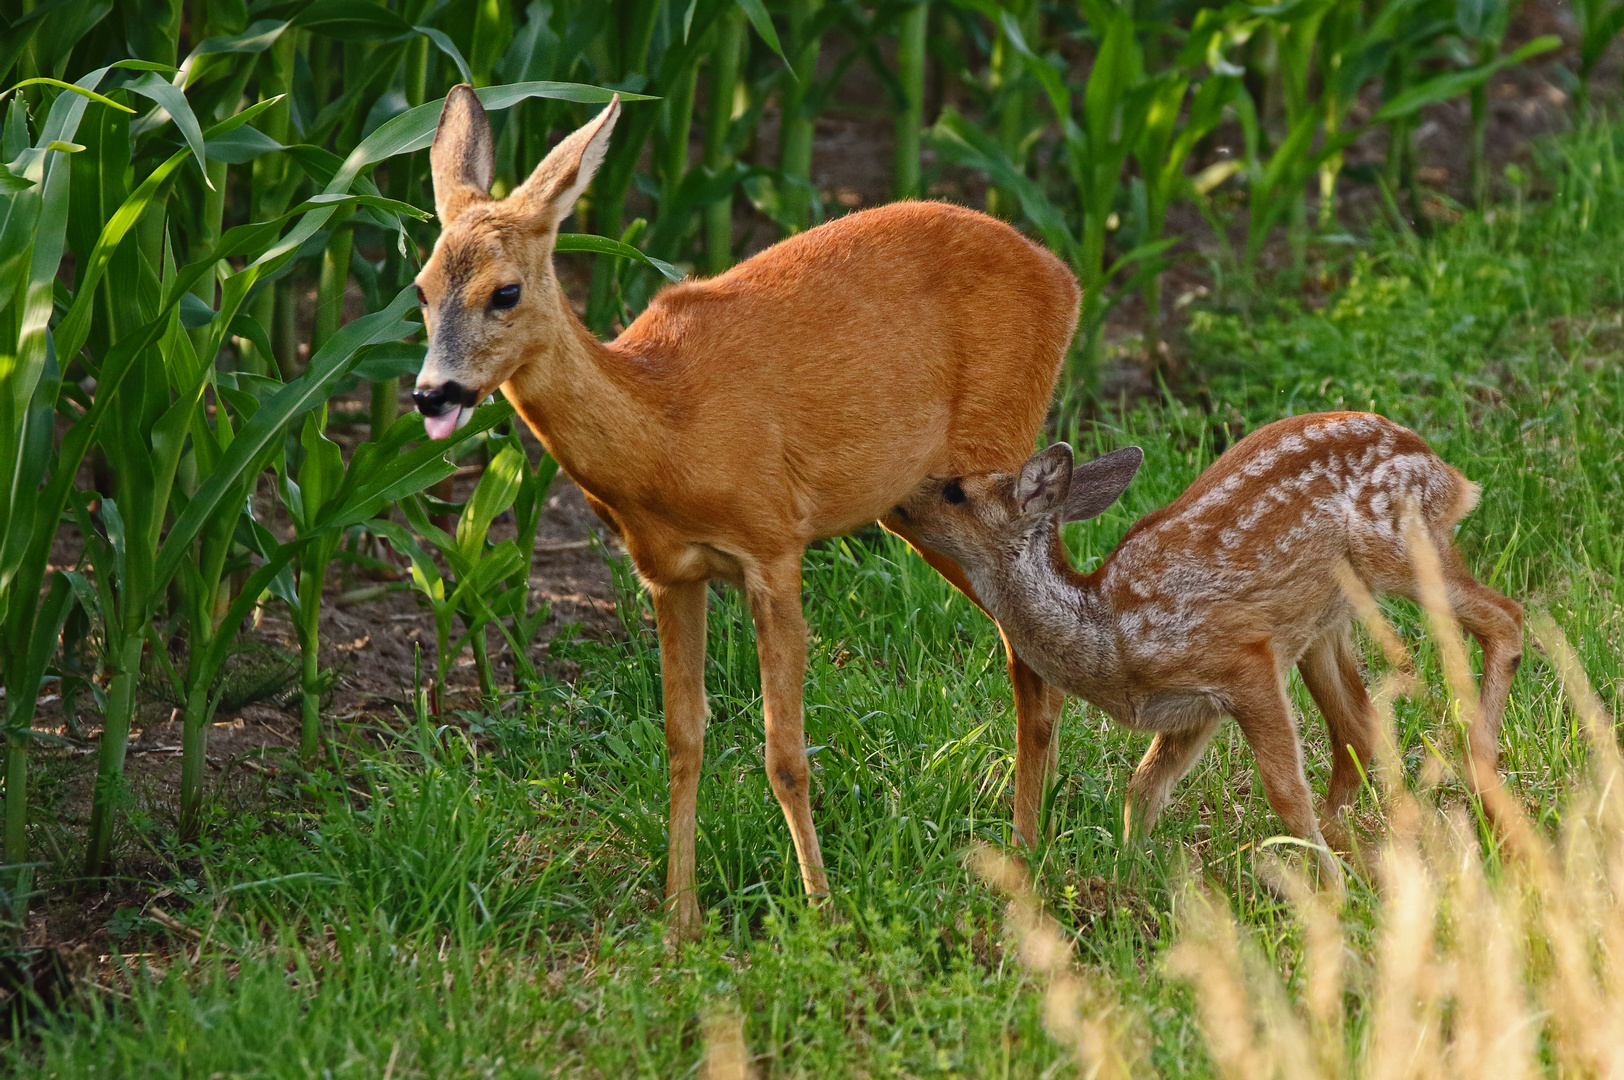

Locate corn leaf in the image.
[556,233,685,282]
[735,0,789,65]
[125,71,210,184]
[151,286,421,602]
[1374,36,1561,121]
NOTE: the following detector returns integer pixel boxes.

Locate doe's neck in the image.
[501,281,666,499]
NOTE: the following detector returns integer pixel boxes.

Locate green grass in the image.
[11,123,1624,1078]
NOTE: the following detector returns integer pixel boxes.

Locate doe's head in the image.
[897,444,1144,570]
[412,85,620,438]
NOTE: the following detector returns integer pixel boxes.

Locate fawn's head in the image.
[897,445,1144,572]
[414,86,620,438]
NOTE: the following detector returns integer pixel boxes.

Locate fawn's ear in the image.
[1062,446,1143,523]
[1016,443,1075,516]
[515,96,620,228]
[430,85,495,223]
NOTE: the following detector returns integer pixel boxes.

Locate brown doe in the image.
[895,412,1523,883]
[412,88,1081,935]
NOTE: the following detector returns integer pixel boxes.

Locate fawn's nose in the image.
[412,380,476,417]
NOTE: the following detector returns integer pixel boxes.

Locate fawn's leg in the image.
[1441,548,1523,789]
[653,579,710,940]
[884,512,1064,847]
[1297,625,1378,823]
[1227,653,1343,887]
[744,555,830,903]
[1124,723,1219,841]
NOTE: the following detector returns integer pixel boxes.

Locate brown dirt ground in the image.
[11,1,1619,966]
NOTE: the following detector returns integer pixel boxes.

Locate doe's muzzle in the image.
[412,380,481,439]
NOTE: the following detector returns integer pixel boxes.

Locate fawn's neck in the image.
[973,526,1121,694]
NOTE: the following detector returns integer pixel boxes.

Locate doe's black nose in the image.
[412,385,450,417]
[413,380,477,417]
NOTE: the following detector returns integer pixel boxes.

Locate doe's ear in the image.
[1016,443,1075,516]
[1062,446,1143,523]
[515,96,621,228]
[430,85,495,224]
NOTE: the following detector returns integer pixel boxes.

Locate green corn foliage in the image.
[373,436,547,712]
[1574,0,1624,112]
[261,397,506,761]
[0,20,650,885]
[704,6,748,273]
[779,0,826,232]
[893,1,929,200]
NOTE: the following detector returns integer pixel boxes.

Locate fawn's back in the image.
[1099,412,1477,664]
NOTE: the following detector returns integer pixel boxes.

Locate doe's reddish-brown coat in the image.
[414,87,1080,936]
[514,199,1077,582]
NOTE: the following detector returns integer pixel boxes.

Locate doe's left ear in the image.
[1016,443,1075,516]
[1062,446,1143,523]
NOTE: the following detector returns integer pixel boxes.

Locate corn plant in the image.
[0,79,109,911]
[69,285,426,875]
[1207,0,1556,277]
[2,27,633,871]
[1133,29,1240,365]
[933,3,1188,385]
[778,0,828,233]
[703,5,749,272]
[253,402,508,762]
[482,433,560,690]
[893,2,930,200]
[373,437,552,714]
[1573,0,1624,113]
[1455,0,1519,204]
[582,0,790,329]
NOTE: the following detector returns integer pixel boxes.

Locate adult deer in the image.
[894,413,1522,884]
[412,88,1080,935]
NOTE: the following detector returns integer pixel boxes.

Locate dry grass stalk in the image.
[1398,508,1481,721]
[1402,506,1537,839]
[1164,520,1624,1077]
[1525,615,1624,1075]
[970,846,1140,1079]
[1332,557,1423,830]
[1332,559,1417,693]
[1167,881,1322,1080]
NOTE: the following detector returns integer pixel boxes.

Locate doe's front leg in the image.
[745,555,830,904]
[654,579,711,940]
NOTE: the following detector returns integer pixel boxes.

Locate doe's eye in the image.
[942,480,966,505]
[490,283,522,310]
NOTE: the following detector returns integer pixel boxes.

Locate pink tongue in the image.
[423,408,460,440]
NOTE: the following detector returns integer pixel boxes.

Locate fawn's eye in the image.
[489,283,521,310]
[942,480,966,505]
[415,285,427,306]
